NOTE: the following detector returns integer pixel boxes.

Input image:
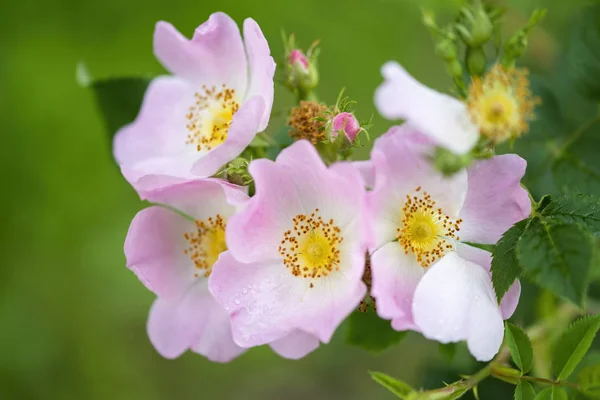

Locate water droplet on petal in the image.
[234,298,241,305]
[242,287,248,295]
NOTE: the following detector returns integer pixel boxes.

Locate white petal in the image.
[374,62,478,154]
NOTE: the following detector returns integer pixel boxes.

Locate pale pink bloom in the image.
[367,125,529,361]
[331,112,361,142]
[374,62,478,154]
[209,140,370,347]
[125,179,318,361]
[114,13,275,195]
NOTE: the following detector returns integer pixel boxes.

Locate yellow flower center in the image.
[186,84,240,152]
[467,64,539,143]
[397,187,462,268]
[278,209,343,287]
[183,214,227,278]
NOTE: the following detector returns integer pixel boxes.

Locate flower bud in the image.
[225,158,252,186]
[432,147,472,176]
[282,34,320,99]
[456,1,493,47]
[331,112,360,142]
[466,46,487,77]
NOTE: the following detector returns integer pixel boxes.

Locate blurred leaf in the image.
[516,219,593,307]
[553,315,600,380]
[266,125,294,160]
[534,388,552,400]
[553,153,600,197]
[541,194,600,232]
[439,342,457,363]
[492,365,522,385]
[578,363,600,399]
[566,3,600,101]
[89,77,151,138]
[369,371,413,399]
[491,219,529,302]
[346,308,407,353]
[515,381,536,400]
[552,387,568,400]
[505,323,534,373]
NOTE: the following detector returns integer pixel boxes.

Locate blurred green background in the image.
[0,0,594,398]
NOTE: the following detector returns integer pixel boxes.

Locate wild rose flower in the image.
[114,13,275,195]
[209,140,370,347]
[367,126,529,361]
[125,179,318,361]
[374,62,538,154]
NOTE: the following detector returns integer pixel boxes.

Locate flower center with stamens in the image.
[397,187,462,268]
[183,214,227,278]
[278,209,343,286]
[467,64,539,143]
[186,84,240,152]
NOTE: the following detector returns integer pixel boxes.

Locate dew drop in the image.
[234,298,241,305]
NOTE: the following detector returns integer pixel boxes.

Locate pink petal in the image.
[501,280,521,320]
[125,206,197,298]
[269,330,320,359]
[147,279,245,362]
[374,62,478,154]
[353,160,375,189]
[412,252,504,361]
[153,13,247,91]
[113,76,198,192]
[191,96,266,177]
[142,178,247,219]
[458,154,531,244]
[370,242,424,330]
[243,18,275,131]
[209,252,366,346]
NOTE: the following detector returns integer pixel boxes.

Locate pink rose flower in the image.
[114,13,275,195]
[209,140,371,347]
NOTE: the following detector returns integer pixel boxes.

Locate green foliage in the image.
[566,3,600,102]
[578,363,600,399]
[517,219,593,307]
[491,219,528,302]
[439,343,457,363]
[346,307,407,353]
[553,315,600,380]
[86,76,152,138]
[505,323,534,374]
[541,195,600,232]
[515,381,536,400]
[369,371,414,399]
[533,387,567,400]
[553,153,600,197]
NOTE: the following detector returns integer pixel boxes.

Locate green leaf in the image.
[346,308,407,353]
[553,315,600,380]
[534,388,552,400]
[542,194,600,232]
[566,3,600,102]
[516,218,594,307]
[552,387,568,400]
[553,153,600,197]
[578,363,600,399]
[514,381,536,400]
[505,323,534,373]
[491,219,529,302]
[533,387,567,400]
[88,77,152,137]
[369,371,413,399]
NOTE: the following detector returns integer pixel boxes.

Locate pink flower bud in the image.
[290,49,309,71]
[331,112,360,142]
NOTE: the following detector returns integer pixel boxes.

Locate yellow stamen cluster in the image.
[397,187,462,268]
[278,209,343,286]
[288,101,328,144]
[467,64,540,143]
[183,214,227,278]
[186,84,239,152]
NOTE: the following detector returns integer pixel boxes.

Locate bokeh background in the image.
[1,0,594,398]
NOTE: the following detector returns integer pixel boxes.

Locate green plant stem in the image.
[556,108,600,156]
